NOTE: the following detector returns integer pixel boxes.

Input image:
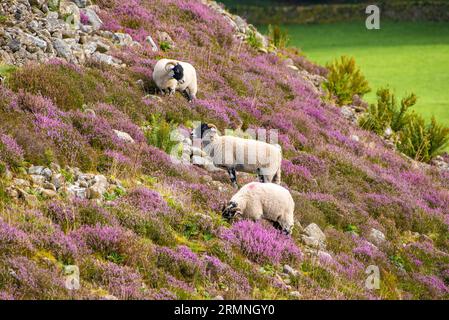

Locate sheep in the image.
[192,123,282,188]
[152,58,198,102]
[222,182,295,234]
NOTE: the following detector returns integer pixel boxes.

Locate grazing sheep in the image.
[222,182,295,234]
[192,123,282,188]
[152,58,198,102]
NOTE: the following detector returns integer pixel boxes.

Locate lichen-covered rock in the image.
[302,223,326,249]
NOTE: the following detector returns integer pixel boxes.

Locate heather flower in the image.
[6,256,67,299]
[86,259,144,300]
[0,133,24,166]
[70,224,131,256]
[156,245,204,280]
[118,187,169,213]
[0,219,33,254]
[80,11,89,25]
[230,220,302,265]
[413,273,449,297]
[152,288,177,300]
[45,201,76,230]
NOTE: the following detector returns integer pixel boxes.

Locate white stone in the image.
[113,130,135,144]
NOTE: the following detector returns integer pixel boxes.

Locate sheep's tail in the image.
[164,61,177,72]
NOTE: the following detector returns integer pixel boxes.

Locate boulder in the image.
[283,264,299,277]
[145,35,158,52]
[30,174,46,185]
[87,174,108,199]
[368,228,386,246]
[28,165,44,175]
[302,223,326,249]
[113,33,134,47]
[113,130,135,144]
[156,31,174,47]
[91,52,122,66]
[53,38,73,60]
[59,0,80,27]
[72,0,88,8]
[80,7,103,30]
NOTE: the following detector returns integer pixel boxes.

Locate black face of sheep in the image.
[222,201,240,221]
[172,63,184,81]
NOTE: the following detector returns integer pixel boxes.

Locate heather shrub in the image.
[112,204,176,246]
[0,133,24,167]
[74,200,117,227]
[156,245,204,281]
[2,256,68,299]
[118,187,169,213]
[81,258,145,299]
[324,56,370,106]
[70,225,132,262]
[0,219,33,256]
[44,201,76,232]
[229,220,302,265]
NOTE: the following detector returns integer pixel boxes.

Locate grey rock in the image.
[83,41,97,55]
[43,182,57,191]
[283,264,299,277]
[78,180,88,188]
[113,33,133,47]
[302,223,326,249]
[213,295,224,300]
[42,168,53,179]
[113,130,135,144]
[368,228,386,246]
[30,174,46,185]
[59,0,81,27]
[156,31,174,47]
[41,189,57,198]
[13,178,30,188]
[53,38,73,60]
[95,40,110,53]
[72,0,87,8]
[51,173,65,189]
[67,185,87,199]
[350,134,360,142]
[28,165,44,175]
[91,51,121,66]
[8,39,21,52]
[80,8,103,30]
[290,291,301,299]
[145,35,158,52]
[87,174,109,199]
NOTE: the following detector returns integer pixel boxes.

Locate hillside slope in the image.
[0,0,448,300]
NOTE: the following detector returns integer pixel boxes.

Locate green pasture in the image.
[261,22,449,126]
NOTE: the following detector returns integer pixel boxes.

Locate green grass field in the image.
[261,22,449,126]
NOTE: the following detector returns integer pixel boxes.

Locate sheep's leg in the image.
[257,168,268,183]
[227,168,239,189]
[184,89,194,103]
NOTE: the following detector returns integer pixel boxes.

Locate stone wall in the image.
[225,1,449,25]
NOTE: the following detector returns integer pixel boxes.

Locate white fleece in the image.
[231,182,294,233]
